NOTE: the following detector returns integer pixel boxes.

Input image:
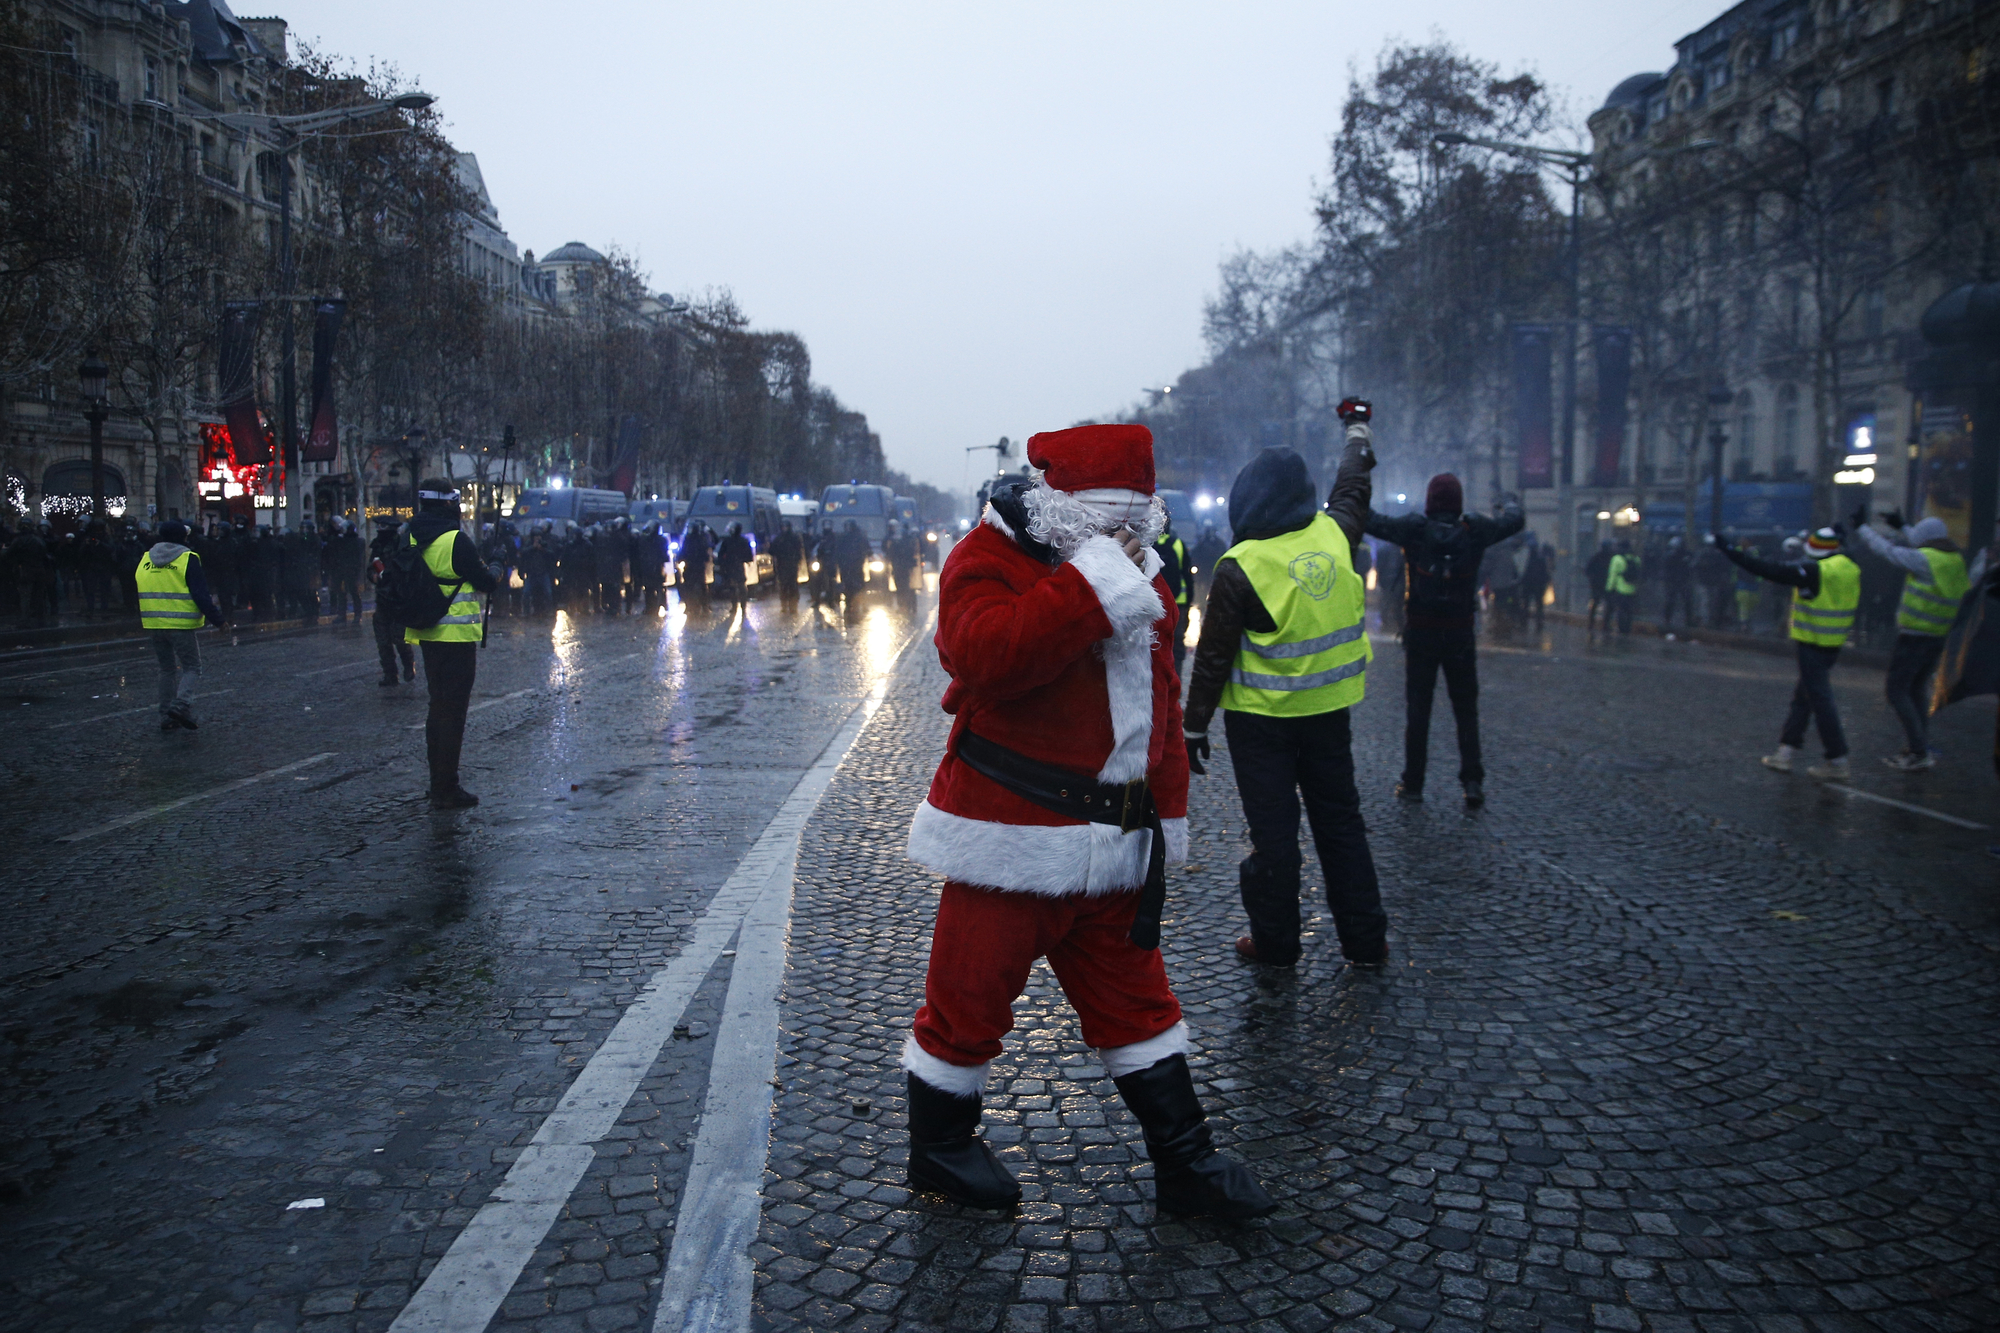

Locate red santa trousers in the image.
[909,880,1183,1077]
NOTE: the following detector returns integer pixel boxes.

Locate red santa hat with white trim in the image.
[1027,424,1156,524]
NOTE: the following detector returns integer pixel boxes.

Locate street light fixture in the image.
[183,93,436,528]
[79,350,110,521]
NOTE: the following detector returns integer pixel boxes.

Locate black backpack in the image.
[377,535,461,629]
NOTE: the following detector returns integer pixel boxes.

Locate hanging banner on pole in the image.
[219,302,269,464]
[609,414,643,497]
[302,298,346,463]
[1512,324,1555,489]
[1591,325,1632,489]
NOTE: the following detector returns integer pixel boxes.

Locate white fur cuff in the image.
[1068,535,1164,637]
[1098,1021,1190,1078]
[1161,816,1188,864]
[901,1034,990,1096]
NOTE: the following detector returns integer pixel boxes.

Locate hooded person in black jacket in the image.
[1365,474,1523,807]
[1183,432,1390,969]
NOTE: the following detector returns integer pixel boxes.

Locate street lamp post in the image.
[1435,133,1590,609]
[1707,384,1734,536]
[79,351,109,522]
[1432,132,1719,608]
[403,426,428,512]
[183,93,435,530]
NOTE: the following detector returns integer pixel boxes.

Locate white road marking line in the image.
[388,620,924,1333]
[37,689,236,730]
[296,659,381,678]
[404,690,535,730]
[1834,783,1987,830]
[649,636,911,1333]
[54,752,337,843]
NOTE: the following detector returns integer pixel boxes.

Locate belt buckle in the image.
[1118,777,1148,833]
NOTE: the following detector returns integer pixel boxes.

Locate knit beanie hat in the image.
[1425,473,1463,516]
[1806,528,1842,559]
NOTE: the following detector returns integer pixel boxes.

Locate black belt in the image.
[954,730,1169,950]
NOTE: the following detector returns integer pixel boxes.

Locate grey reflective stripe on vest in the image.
[436,612,482,625]
[140,591,200,620]
[1238,621,1366,660]
[1230,655,1369,692]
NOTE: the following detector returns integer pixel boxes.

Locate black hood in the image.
[986,480,1057,564]
[1227,448,1318,543]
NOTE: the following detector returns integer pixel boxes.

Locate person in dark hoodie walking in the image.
[1182,427,1391,970]
[1365,475,1523,806]
[136,520,226,730]
[403,481,501,808]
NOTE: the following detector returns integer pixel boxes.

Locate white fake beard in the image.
[1022,478,1166,562]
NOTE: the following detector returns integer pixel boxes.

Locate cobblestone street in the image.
[1,605,1996,1332]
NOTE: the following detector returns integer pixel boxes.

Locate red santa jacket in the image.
[905,507,1190,896]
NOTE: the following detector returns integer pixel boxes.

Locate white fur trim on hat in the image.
[901,1034,989,1096]
[1098,1021,1190,1079]
[907,801,1186,896]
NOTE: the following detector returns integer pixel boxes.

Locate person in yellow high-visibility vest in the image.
[405,480,501,808]
[1717,526,1859,781]
[1152,516,1192,672]
[1604,539,1641,636]
[1850,509,1969,770]
[135,519,226,731]
[1183,427,1389,970]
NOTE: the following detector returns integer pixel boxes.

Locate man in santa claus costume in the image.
[900,422,1274,1219]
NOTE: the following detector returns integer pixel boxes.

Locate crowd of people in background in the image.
[0,506,936,634]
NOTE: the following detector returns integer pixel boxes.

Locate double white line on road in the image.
[388,618,926,1333]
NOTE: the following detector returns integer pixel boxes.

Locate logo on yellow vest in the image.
[1288,550,1337,601]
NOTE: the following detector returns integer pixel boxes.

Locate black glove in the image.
[1710,532,1731,554]
[1883,508,1905,530]
[1848,505,1869,531]
[1184,732,1210,776]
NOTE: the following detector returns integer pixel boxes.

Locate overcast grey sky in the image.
[279,1,1712,490]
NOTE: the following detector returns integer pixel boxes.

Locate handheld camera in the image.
[1337,396,1372,425]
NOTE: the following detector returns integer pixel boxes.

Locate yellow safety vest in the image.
[1220,513,1370,717]
[135,550,202,629]
[1606,554,1638,596]
[1790,554,1859,648]
[1896,546,1969,637]
[405,529,483,643]
[1156,534,1190,607]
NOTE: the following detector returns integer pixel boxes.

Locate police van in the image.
[512,485,628,532]
[683,484,780,583]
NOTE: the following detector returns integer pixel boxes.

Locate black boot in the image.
[905,1074,1019,1210]
[1113,1054,1274,1220]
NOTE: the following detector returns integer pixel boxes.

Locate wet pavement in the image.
[2,600,1996,1332]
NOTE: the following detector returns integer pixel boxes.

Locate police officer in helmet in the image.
[406,480,501,808]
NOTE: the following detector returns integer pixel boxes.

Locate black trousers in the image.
[1885,632,1946,754]
[1402,626,1482,789]
[1608,591,1636,635]
[1779,641,1846,759]
[1223,708,1387,965]
[373,610,414,681]
[420,640,478,792]
[1661,581,1695,628]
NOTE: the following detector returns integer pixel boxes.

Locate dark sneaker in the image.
[428,786,480,809]
[1395,781,1423,802]
[402,663,416,682]
[379,676,398,688]
[168,704,198,731]
[1462,781,1484,808]
[160,715,179,732]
